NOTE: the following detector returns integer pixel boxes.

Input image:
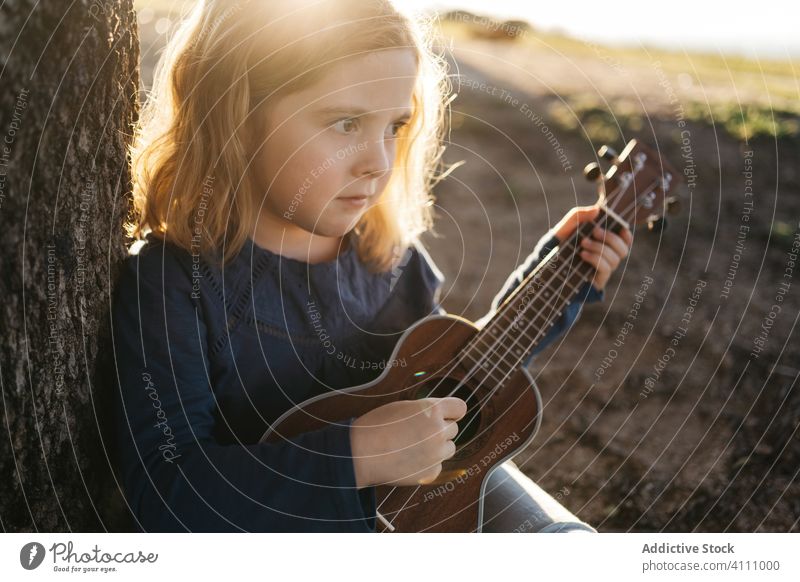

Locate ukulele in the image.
[260,139,680,532]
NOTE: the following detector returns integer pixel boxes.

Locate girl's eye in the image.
[331,117,408,137]
[389,121,409,138]
[332,118,359,134]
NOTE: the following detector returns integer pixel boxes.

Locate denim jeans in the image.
[481,460,597,533]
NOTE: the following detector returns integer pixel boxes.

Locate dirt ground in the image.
[136,14,799,532]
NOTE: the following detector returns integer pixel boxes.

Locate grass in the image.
[437,18,800,142]
[544,96,800,142]
[685,102,800,141]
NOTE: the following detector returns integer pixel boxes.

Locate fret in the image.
[467,336,516,369]
[603,203,632,231]
[461,351,512,386]
[473,324,537,351]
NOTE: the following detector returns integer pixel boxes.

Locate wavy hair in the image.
[126,0,454,271]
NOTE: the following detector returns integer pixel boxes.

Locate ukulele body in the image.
[260,313,542,532]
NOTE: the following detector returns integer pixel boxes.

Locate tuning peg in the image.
[583,162,602,182]
[598,145,618,162]
[647,217,668,232]
[665,196,681,215]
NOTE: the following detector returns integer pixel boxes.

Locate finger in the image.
[588,240,623,269]
[572,205,600,224]
[579,249,601,272]
[554,205,600,243]
[591,227,630,258]
[581,238,623,268]
[433,419,458,441]
[418,463,442,485]
[581,237,628,268]
[620,227,634,246]
[441,439,457,460]
[593,252,614,274]
[420,400,435,419]
[437,397,468,421]
[580,251,611,287]
[442,420,459,441]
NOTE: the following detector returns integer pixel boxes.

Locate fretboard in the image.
[460,209,627,387]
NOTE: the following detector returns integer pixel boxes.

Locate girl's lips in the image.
[337,195,369,207]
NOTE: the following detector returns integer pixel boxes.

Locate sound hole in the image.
[414,375,481,448]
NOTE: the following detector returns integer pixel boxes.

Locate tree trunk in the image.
[0,0,139,531]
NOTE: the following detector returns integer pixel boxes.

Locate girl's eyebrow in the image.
[315,105,412,121]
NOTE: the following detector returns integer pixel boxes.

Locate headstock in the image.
[583,139,682,232]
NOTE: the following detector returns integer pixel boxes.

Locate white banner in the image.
[2,533,798,581]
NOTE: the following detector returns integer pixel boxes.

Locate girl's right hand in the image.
[349,397,468,488]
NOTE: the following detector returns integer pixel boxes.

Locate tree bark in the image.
[0,0,139,531]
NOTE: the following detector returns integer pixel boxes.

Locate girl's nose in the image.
[353,137,392,181]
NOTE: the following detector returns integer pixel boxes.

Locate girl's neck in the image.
[252,215,349,264]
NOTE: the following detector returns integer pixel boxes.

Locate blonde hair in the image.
[127,0,454,272]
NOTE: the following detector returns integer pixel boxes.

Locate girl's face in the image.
[252,48,418,240]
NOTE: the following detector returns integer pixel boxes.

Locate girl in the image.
[112,0,632,532]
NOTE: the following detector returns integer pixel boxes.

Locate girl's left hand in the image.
[551,205,634,291]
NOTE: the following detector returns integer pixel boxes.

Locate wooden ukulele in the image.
[260,139,680,532]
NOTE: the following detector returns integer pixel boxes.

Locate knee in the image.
[537,521,598,533]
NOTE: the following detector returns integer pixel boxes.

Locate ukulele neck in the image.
[460,207,629,385]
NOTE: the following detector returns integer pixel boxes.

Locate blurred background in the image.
[135,0,800,532]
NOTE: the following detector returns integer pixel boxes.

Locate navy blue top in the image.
[111,229,602,532]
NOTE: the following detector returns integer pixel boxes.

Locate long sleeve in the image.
[476,231,604,367]
[110,247,375,532]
